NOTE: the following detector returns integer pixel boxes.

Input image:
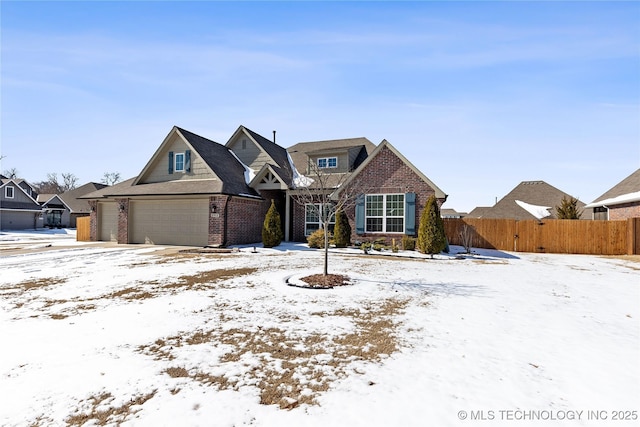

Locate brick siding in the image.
[89,200,98,241]
[290,145,445,244]
[609,202,640,220]
[116,198,129,244]
[225,197,271,246]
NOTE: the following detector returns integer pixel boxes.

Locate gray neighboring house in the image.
[584,168,640,220]
[466,180,586,220]
[41,183,109,228]
[0,176,44,230]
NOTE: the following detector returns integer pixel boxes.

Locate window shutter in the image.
[168,151,174,174]
[185,150,191,172]
[355,194,365,234]
[405,192,416,235]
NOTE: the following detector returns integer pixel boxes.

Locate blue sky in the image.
[1,1,639,212]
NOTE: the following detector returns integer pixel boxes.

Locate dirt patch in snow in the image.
[139,298,409,409]
[65,390,157,426]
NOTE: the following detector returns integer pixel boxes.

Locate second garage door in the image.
[129,199,209,246]
[98,202,118,242]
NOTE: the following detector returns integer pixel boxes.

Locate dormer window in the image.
[175,153,185,172]
[5,186,14,198]
[317,157,337,169]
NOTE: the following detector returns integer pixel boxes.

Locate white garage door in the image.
[130,199,209,246]
[98,202,118,242]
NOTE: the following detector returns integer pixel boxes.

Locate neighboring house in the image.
[466,181,586,220]
[441,208,466,219]
[46,183,110,228]
[83,125,447,247]
[467,206,492,218]
[584,168,640,220]
[0,177,44,230]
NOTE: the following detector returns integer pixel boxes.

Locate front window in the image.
[305,203,335,236]
[317,157,337,169]
[175,153,185,172]
[365,194,404,233]
[5,186,14,198]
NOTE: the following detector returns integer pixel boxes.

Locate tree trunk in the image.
[323,225,329,275]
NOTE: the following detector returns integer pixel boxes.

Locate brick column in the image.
[208,196,230,246]
[89,200,98,241]
[116,198,129,244]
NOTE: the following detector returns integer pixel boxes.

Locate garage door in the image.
[130,199,209,246]
[98,202,118,242]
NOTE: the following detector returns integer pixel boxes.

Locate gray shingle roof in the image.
[0,200,42,211]
[176,127,259,197]
[58,182,109,213]
[474,181,586,220]
[591,168,640,203]
[287,137,376,174]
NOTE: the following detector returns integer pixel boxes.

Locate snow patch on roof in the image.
[585,191,640,208]
[228,149,256,185]
[287,152,314,188]
[515,200,552,219]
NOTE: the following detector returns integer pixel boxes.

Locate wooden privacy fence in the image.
[76,216,91,242]
[443,217,640,256]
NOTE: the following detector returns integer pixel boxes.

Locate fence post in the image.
[629,217,639,255]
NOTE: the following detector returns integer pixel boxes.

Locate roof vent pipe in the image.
[273,130,276,144]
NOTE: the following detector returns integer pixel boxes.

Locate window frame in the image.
[304,203,336,236]
[316,157,338,169]
[5,186,15,199]
[174,152,185,172]
[364,193,405,233]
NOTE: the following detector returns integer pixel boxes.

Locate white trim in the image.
[585,191,640,208]
[174,152,185,172]
[5,185,15,199]
[304,203,335,236]
[365,193,405,234]
[317,157,338,169]
[0,208,43,213]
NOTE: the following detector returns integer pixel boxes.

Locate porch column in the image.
[285,192,290,241]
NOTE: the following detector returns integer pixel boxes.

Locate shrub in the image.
[555,196,583,219]
[262,200,283,248]
[416,195,447,258]
[333,209,351,248]
[307,229,332,249]
[401,235,416,251]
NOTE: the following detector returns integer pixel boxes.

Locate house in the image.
[584,168,640,220]
[0,177,44,230]
[40,183,109,228]
[440,208,466,219]
[466,181,586,220]
[83,125,447,247]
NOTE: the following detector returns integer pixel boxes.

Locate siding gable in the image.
[0,180,41,207]
[136,128,219,185]
[227,130,273,173]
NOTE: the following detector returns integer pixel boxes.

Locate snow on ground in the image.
[0,231,638,426]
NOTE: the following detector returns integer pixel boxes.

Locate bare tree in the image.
[2,167,19,179]
[33,172,78,194]
[101,172,121,186]
[288,162,371,276]
[61,173,78,191]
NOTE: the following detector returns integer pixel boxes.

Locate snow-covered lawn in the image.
[1,231,638,426]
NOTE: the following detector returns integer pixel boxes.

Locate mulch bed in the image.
[293,274,351,289]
